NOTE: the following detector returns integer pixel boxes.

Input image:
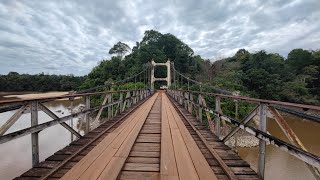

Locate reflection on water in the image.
[237,114,320,180]
[0,94,84,180]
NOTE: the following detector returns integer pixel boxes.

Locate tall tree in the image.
[287,49,312,73]
[109,42,131,59]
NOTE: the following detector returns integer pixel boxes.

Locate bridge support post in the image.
[31,101,39,167]
[139,90,142,101]
[198,94,203,123]
[128,92,132,108]
[150,60,171,90]
[119,93,124,113]
[189,93,193,113]
[214,96,221,138]
[133,91,136,105]
[179,91,183,105]
[258,103,267,179]
[85,96,90,133]
[184,92,188,110]
[107,94,112,120]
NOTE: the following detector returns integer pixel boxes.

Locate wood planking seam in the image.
[160,93,179,180]
[163,95,199,180]
[164,94,218,180]
[60,93,158,180]
[96,93,159,179]
[167,94,238,180]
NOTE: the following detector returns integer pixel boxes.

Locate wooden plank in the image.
[230,167,257,175]
[115,96,158,158]
[160,94,179,180]
[96,94,159,179]
[119,171,159,180]
[136,137,160,143]
[61,94,158,180]
[50,168,69,178]
[97,157,126,180]
[167,95,239,180]
[163,97,199,180]
[130,151,160,157]
[165,95,218,180]
[127,157,160,164]
[79,94,158,180]
[34,161,61,168]
[138,134,160,138]
[134,142,160,148]
[22,168,51,177]
[123,163,159,171]
[132,145,160,152]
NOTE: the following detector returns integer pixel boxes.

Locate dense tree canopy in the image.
[108,41,131,59]
[0,72,84,92]
[209,49,320,105]
[81,30,203,89]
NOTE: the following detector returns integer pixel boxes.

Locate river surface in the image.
[237,113,320,180]
[0,92,319,180]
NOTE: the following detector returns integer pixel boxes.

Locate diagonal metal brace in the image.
[223,105,259,143]
[0,104,28,136]
[39,103,81,138]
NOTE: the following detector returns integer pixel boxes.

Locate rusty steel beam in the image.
[31,101,39,166]
[199,95,214,133]
[169,90,320,111]
[204,107,320,168]
[258,103,267,179]
[0,101,121,144]
[38,103,81,139]
[222,105,259,143]
[0,104,28,135]
[275,106,320,123]
[92,94,110,125]
[269,107,320,179]
[0,91,150,144]
[0,89,147,105]
[168,91,320,168]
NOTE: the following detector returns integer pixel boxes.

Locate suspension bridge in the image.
[0,60,319,180]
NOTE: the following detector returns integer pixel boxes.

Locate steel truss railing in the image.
[0,89,152,167]
[169,63,320,179]
[167,89,320,179]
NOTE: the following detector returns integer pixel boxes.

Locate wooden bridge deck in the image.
[15,92,259,180]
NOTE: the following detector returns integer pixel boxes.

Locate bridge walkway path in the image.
[15,92,259,180]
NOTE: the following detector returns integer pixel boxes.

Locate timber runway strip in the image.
[16,92,258,180]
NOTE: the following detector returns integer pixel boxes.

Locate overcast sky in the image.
[0,0,319,75]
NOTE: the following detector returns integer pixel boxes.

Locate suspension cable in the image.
[78,68,148,93]
[171,64,233,95]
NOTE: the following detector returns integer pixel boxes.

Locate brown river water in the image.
[0,92,319,180]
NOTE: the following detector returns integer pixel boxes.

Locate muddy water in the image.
[237,114,320,180]
[0,93,84,180]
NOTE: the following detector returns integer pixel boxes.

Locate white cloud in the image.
[0,0,319,75]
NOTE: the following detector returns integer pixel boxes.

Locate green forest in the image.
[1,30,319,105]
[82,30,320,105]
[206,48,320,105]
[0,72,85,92]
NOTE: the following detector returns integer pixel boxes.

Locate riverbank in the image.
[3,92,68,100]
[220,126,260,148]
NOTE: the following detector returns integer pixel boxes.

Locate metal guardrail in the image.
[0,89,152,167]
[167,89,320,179]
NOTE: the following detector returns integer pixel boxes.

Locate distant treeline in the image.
[80,30,319,105]
[205,48,320,105]
[0,72,85,92]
